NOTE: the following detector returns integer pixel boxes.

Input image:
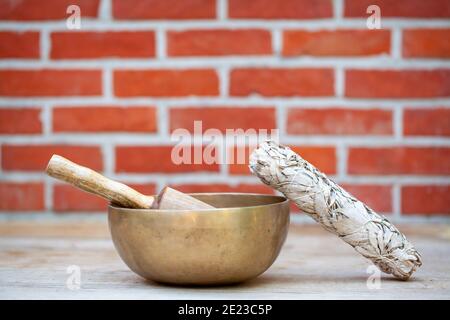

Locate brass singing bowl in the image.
[108,193,290,285]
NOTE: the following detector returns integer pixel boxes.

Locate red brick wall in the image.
[0,0,449,219]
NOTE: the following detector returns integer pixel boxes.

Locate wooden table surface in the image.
[1,220,449,299]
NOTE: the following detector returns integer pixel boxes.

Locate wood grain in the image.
[0,221,449,299]
[46,155,214,210]
[46,154,155,209]
[154,186,215,209]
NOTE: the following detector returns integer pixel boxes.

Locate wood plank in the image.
[0,221,449,299]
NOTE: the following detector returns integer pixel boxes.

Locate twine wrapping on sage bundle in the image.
[249,141,422,280]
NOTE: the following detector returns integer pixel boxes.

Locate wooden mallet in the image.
[46,155,214,210]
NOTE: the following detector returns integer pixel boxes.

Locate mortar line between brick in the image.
[99,0,111,20]
[1,171,449,185]
[217,0,227,20]
[102,143,114,176]
[1,98,450,108]
[333,0,344,20]
[157,101,169,138]
[44,176,53,213]
[0,135,449,146]
[394,105,404,140]
[336,143,348,179]
[218,66,229,98]
[392,184,402,219]
[2,19,450,30]
[2,57,450,68]
[335,67,344,97]
[40,29,50,61]
[219,144,229,178]
[392,27,402,59]
[102,68,113,100]
[272,29,282,56]
[276,103,286,137]
[41,102,52,137]
[155,28,166,59]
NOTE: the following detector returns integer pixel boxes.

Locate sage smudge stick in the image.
[249,141,422,280]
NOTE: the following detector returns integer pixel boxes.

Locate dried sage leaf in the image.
[249,141,422,280]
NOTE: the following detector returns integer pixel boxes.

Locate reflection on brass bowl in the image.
[108,193,290,285]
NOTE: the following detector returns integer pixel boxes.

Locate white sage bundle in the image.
[249,141,422,280]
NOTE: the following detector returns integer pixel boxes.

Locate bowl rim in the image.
[108,192,289,214]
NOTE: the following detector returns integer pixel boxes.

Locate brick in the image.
[53,185,107,212]
[345,70,450,98]
[290,202,302,213]
[227,145,257,175]
[169,107,276,133]
[402,185,450,215]
[229,145,336,175]
[344,0,450,18]
[229,0,333,19]
[168,29,272,56]
[0,108,42,134]
[341,184,392,213]
[403,29,450,58]
[115,146,220,173]
[0,31,40,58]
[114,69,219,97]
[348,147,450,175]
[0,182,44,211]
[51,31,155,59]
[287,108,392,135]
[404,108,450,136]
[0,69,102,97]
[230,68,334,97]
[0,0,99,20]
[113,0,215,19]
[53,106,157,133]
[1,145,102,171]
[290,146,336,175]
[127,183,157,195]
[172,183,275,195]
[283,30,390,56]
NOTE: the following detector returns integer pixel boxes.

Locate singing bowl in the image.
[108,193,290,285]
